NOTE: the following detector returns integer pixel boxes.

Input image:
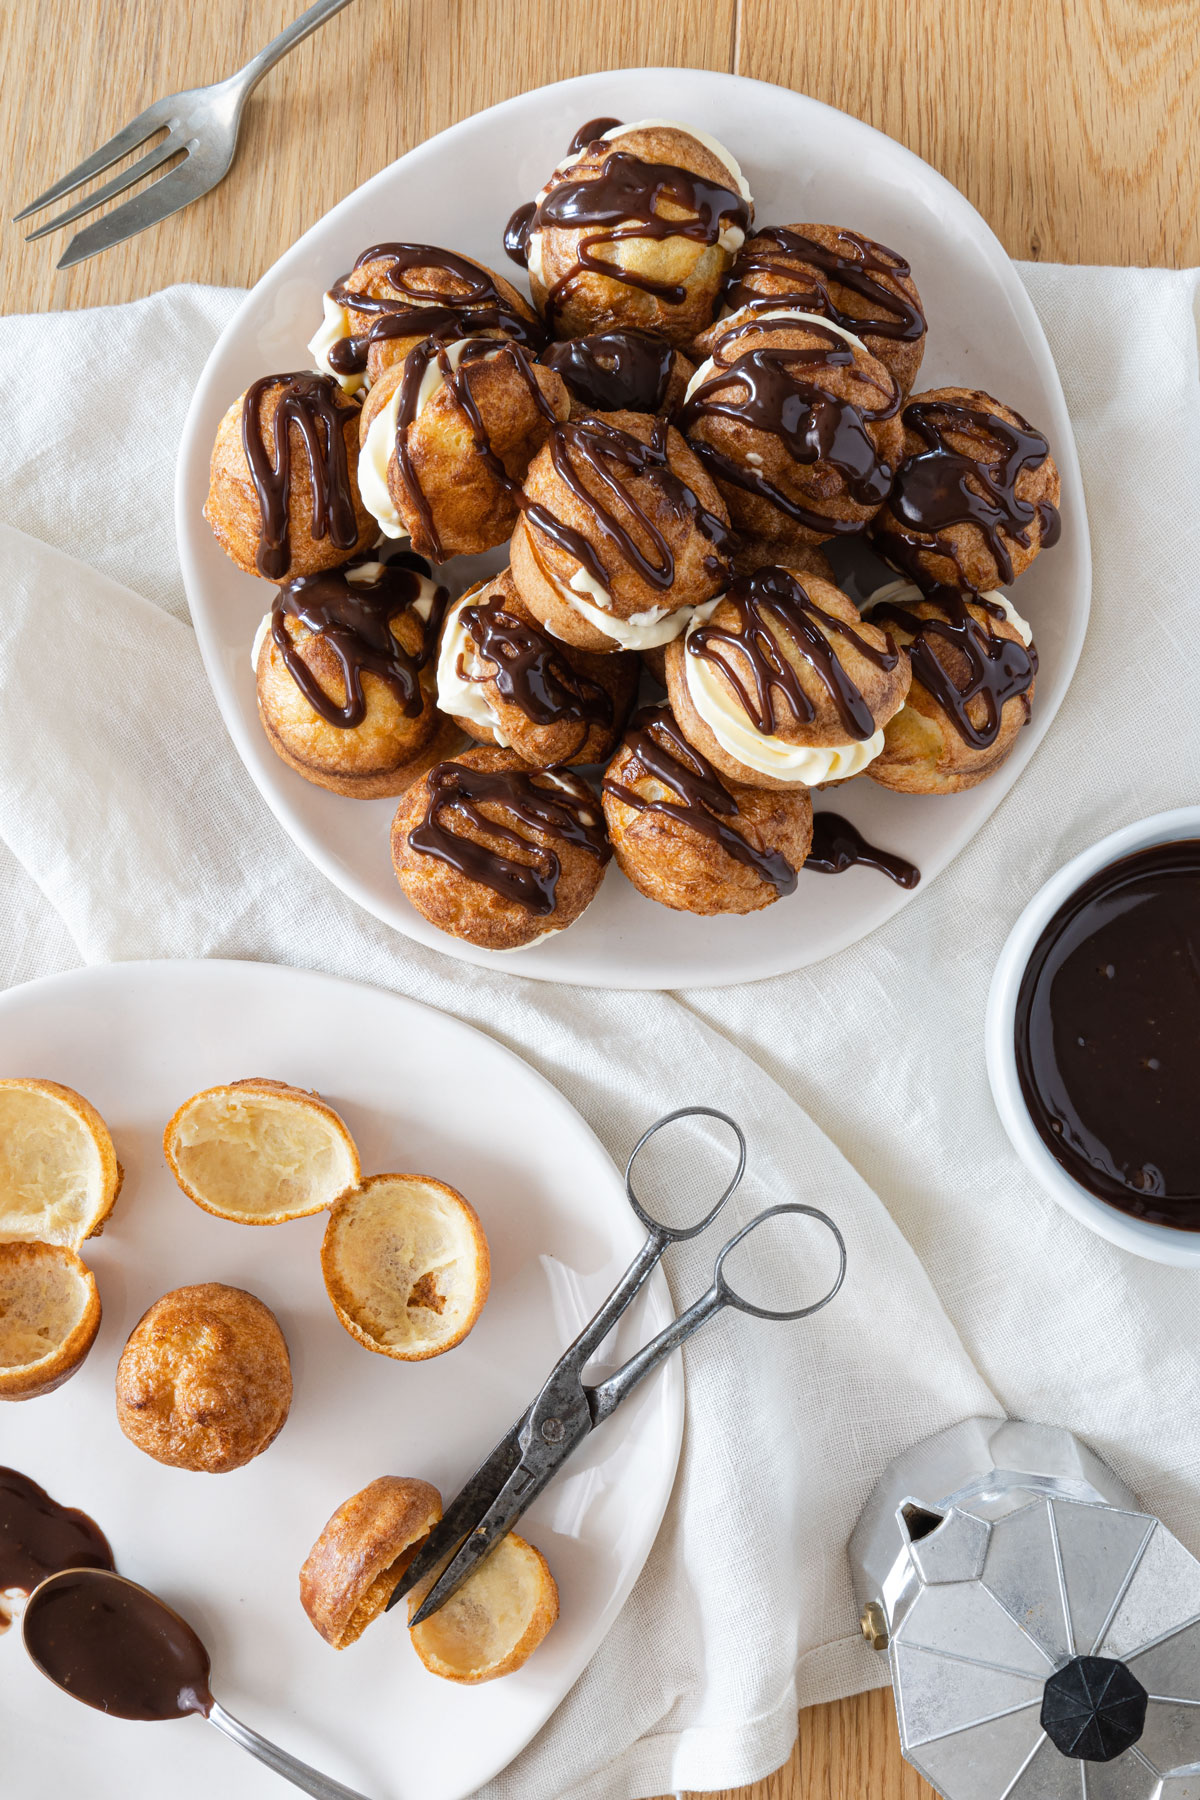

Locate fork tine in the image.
[13,100,172,221]
[56,159,217,270]
[24,137,183,242]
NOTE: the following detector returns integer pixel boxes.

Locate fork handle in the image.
[235,0,359,93]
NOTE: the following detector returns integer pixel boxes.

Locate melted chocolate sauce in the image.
[876,399,1059,586]
[604,708,797,894]
[271,555,446,728]
[566,116,624,156]
[24,1570,213,1721]
[408,762,611,913]
[542,330,676,414]
[460,596,612,732]
[679,315,899,535]
[804,812,920,887]
[1014,840,1200,1226]
[504,202,536,268]
[240,373,361,581]
[687,566,898,741]
[328,242,544,376]
[869,589,1037,749]
[0,1469,113,1621]
[723,226,925,342]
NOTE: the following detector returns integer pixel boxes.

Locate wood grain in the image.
[0,2,1191,1797]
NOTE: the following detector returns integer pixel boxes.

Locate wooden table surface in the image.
[1,2,1196,1796]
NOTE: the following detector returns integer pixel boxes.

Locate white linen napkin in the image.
[0,264,1198,1800]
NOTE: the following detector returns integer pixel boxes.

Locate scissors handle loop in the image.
[715,1203,847,1321]
[624,1105,747,1241]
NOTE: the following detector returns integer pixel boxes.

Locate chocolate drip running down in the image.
[877,399,1060,586]
[604,708,797,895]
[869,589,1037,749]
[24,1569,214,1722]
[542,330,677,415]
[240,373,361,581]
[679,316,900,535]
[408,762,611,913]
[805,812,920,888]
[566,116,625,157]
[504,119,626,265]
[271,555,447,728]
[723,226,925,342]
[327,242,545,377]
[0,1468,114,1626]
[688,566,898,742]
[459,597,613,730]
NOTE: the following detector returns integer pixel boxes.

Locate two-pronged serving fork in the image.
[14,0,356,269]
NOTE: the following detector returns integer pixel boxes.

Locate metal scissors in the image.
[392,1106,847,1626]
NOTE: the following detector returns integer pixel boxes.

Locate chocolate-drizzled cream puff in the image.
[720,225,926,396]
[510,411,732,652]
[862,579,1038,793]
[540,330,693,417]
[391,746,611,950]
[508,119,753,348]
[309,243,545,395]
[254,554,463,798]
[680,309,903,554]
[437,569,637,767]
[357,338,569,560]
[869,387,1061,592]
[205,373,376,580]
[602,707,812,914]
[665,566,910,791]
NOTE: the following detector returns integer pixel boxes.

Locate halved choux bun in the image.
[321,1174,490,1361]
[437,569,637,768]
[115,1282,292,1472]
[665,568,910,792]
[408,1531,558,1683]
[205,375,376,580]
[164,1079,360,1226]
[681,308,903,551]
[870,387,1061,593]
[863,581,1038,794]
[300,1475,443,1649]
[0,1079,121,1248]
[510,411,731,653]
[602,707,812,914]
[540,330,694,418]
[0,1242,101,1400]
[357,342,569,561]
[390,747,611,951]
[526,121,752,347]
[718,224,926,397]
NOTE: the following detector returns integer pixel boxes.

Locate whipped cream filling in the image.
[436,592,509,745]
[681,609,885,785]
[861,578,1034,646]
[308,294,364,394]
[684,307,871,404]
[548,573,717,650]
[251,611,272,674]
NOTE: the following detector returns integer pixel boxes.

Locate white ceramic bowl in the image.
[986,808,1200,1265]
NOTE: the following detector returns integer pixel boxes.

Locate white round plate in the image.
[176,67,1090,989]
[0,959,682,1800]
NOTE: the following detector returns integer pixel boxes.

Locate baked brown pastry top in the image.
[300,1475,442,1648]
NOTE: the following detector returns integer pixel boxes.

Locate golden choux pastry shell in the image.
[163,1079,360,1225]
[0,1241,101,1401]
[408,1530,559,1683]
[300,1475,443,1649]
[0,1078,122,1249]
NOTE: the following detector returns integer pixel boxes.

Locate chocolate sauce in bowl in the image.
[240,373,361,580]
[1014,840,1200,1227]
[328,242,544,375]
[804,812,920,887]
[0,1469,113,1622]
[24,1569,213,1722]
[723,226,925,343]
[869,588,1037,750]
[542,330,676,414]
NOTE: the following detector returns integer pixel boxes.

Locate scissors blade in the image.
[385,1423,522,1612]
[407,1451,558,1627]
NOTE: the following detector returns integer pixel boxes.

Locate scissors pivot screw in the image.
[541,1418,565,1443]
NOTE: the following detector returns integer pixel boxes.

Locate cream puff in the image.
[869,387,1061,592]
[680,309,903,554]
[390,746,610,950]
[862,579,1038,793]
[254,554,463,798]
[511,119,753,347]
[205,373,376,580]
[602,707,812,913]
[357,338,569,560]
[510,411,732,652]
[719,225,926,396]
[437,569,637,766]
[310,243,545,394]
[540,329,693,417]
[664,566,910,790]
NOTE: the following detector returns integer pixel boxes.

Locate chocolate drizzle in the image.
[805,812,920,888]
[542,330,676,414]
[504,202,536,268]
[687,566,898,741]
[679,316,899,534]
[459,596,612,732]
[0,1468,114,1621]
[876,398,1059,586]
[604,708,797,895]
[723,226,925,343]
[271,554,446,728]
[240,373,361,580]
[408,762,611,913]
[24,1570,214,1722]
[869,588,1037,749]
[566,116,624,156]
[327,242,544,375]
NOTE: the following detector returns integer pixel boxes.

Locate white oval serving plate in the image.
[176,67,1090,990]
[0,959,682,1800]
